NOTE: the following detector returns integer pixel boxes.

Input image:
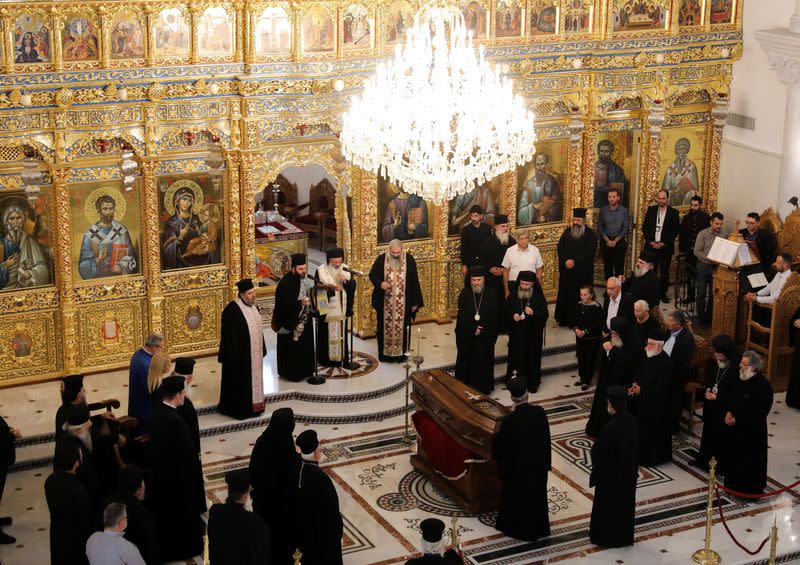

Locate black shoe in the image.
[0,531,15,544]
[581,383,590,391]
[0,517,11,526]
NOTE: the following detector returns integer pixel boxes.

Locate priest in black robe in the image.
[629,329,673,466]
[314,247,357,368]
[586,316,638,436]
[555,208,598,327]
[589,385,638,548]
[487,215,515,328]
[154,357,202,455]
[208,469,271,564]
[406,517,463,564]
[493,377,551,541]
[459,204,493,287]
[620,251,660,312]
[0,414,18,544]
[723,351,774,495]
[504,271,549,393]
[45,442,93,565]
[218,278,266,419]
[785,306,800,409]
[289,430,343,565]
[690,335,739,472]
[368,240,423,362]
[454,266,499,394]
[249,407,299,565]
[148,376,205,562]
[574,285,603,390]
[274,254,316,382]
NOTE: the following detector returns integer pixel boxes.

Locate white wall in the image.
[278,164,337,205]
[717,0,796,222]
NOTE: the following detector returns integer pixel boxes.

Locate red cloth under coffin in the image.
[412,410,480,479]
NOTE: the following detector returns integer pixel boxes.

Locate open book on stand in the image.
[707,236,760,268]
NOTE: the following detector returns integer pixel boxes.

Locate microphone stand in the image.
[306,284,325,386]
[344,314,361,371]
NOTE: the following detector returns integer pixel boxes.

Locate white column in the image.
[757,19,800,220]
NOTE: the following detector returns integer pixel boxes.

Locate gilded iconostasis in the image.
[0,0,741,385]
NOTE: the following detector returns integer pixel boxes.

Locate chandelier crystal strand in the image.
[341,3,536,204]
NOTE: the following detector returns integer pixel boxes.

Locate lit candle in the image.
[417,327,421,356]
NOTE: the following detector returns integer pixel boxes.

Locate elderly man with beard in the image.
[0,204,50,289]
[405,517,462,563]
[620,251,660,315]
[455,266,499,394]
[723,351,774,496]
[369,239,423,363]
[487,215,515,329]
[628,329,673,466]
[78,194,137,279]
[642,189,680,303]
[518,152,562,225]
[504,271,549,393]
[555,208,598,327]
[690,335,739,472]
[274,253,316,382]
[315,247,357,368]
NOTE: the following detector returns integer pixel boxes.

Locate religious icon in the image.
[678,0,704,26]
[449,176,502,235]
[14,13,51,63]
[658,126,707,207]
[461,1,487,39]
[516,139,568,226]
[613,0,666,32]
[198,7,233,56]
[343,4,372,50]
[0,192,53,291]
[302,7,336,53]
[563,0,592,34]
[255,7,292,55]
[710,0,734,25]
[529,1,559,36]
[377,177,431,243]
[61,14,99,62]
[10,329,33,358]
[72,183,140,280]
[110,11,145,59]
[495,0,522,38]
[155,8,190,58]
[385,0,414,44]
[158,173,225,271]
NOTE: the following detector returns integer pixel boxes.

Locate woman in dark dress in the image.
[786,306,800,409]
[585,316,637,437]
[691,334,739,471]
[574,285,604,391]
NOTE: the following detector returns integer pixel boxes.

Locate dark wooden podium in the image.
[410,369,510,512]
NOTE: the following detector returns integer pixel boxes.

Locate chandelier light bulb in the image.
[334,79,345,92]
[209,82,220,95]
[340,3,536,204]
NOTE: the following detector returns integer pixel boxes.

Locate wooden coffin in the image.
[410,369,510,512]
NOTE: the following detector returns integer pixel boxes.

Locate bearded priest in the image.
[454,266,498,394]
[314,247,357,368]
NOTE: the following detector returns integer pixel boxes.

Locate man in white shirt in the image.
[86,502,146,565]
[502,229,544,298]
[745,252,793,305]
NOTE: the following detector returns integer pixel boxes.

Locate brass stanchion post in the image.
[692,457,722,565]
[768,515,778,565]
[402,360,413,444]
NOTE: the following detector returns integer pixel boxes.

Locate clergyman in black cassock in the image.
[589,385,639,548]
[487,215,515,329]
[218,278,266,419]
[274,254,315,382]
[111,466,159,565]
[405,517,463,564]
[368,241,424,362]
[555,208,598,327]
[574,286,604,388]
[691,335,739,472]
[630,329,673,466]
[249,407,299,565]
[289,430,343,565]
[664,310,696,433]
[0,414,18,544]
[454,267,499,394]
[504,271,549,392]
[315,247,357,368]
[148,376,205,562]
[45,442,93,565]
[784,306,800,409]
[459,205,493,286]
[723,352,774,495]
[621,251,661,312]
[493,377,551,541]
[208,469,271,565]
[586,316,637,437]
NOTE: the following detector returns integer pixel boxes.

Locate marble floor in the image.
[1,302,799,565]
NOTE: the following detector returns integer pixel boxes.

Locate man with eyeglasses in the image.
[738,212,777,277]
[86,502,146,565]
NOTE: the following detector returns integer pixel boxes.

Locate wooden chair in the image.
[780,208,800,265]
[683,331,713,434]
[293,178,337,249]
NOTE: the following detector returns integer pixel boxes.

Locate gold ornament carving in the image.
[164,289,224,355]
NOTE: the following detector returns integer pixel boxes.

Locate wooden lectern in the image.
[411,369,509,512]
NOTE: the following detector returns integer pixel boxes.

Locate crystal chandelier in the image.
[340,2,536,204]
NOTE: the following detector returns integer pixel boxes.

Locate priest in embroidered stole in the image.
[314,248,357,368]
[368,239,423,363]
[218,278,266,419]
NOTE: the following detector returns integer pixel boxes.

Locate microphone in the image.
[342,264,364,276]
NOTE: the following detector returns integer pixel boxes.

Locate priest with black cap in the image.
[620,250,660,313]
[208,468,271,564]
[589,385,638,548]
[487,214,515,323]
[459,204,493,286]
[55,374,116,439]
[45,442,92,565]
[555,208,598,327]
[148,375,205,562]
[169,357,201,454]
[314,247,357,368]
[454,266,499,394]
[55,404,103,517]
[406,517,462,563]
[218,278,266,419]
[289,429,343,565]
[492,376,551,541]
[628,328,673,466]
[274,253,315,382]
[503,270,549,393]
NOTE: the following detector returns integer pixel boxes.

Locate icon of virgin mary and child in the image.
[161,181,222,270]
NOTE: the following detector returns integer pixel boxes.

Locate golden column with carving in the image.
[52,167,78,371]
[141,160,165,334]
[145,6,157,67]
[643,99,667,207]
[239,151,262,281]
[432,202,450,323]
[51,9,63,72]
[235,1,246,63]
[291,1,301,62]
[245,4,256,66]
[225,151,243,295]
[1,11,13,74]
[99,6,111,69]
[190,7,200,65]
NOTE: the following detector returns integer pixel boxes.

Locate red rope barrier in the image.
[716,478,800,499]
[714,484,771,556]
